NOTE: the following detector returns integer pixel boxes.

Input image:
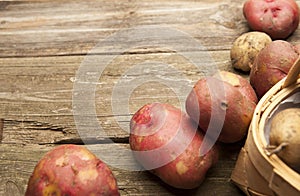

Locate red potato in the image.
[243,0,300,39]
[129,103,218,189]
[186,72,257,143]
[25,144,120,196]
[216,71,258,104]
[250,40,299,98]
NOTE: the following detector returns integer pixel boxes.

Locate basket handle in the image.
[283,56,300,88]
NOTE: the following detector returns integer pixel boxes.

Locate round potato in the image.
[186,72,257,143]
[243,0,300,39]
[130,103,219,189]
[269,108,300,172]
[230,31,272,72]
[250,40,299,98]
[25,145,120,196]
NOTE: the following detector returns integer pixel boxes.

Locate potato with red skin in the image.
[250,40,299,98]
[186,72,257,143]
[216,71,258,104]
[129,103,218,189]
[25,144,120,196]
[243,0,299,39]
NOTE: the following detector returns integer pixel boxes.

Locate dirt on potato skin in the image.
[269,108,300,172]
[250,40,299,98]
[130,103,219,189]
[25,144,120,196]
[243,0,300,39]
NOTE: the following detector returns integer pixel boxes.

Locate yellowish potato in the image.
[269,108,300,172]
[230,31,272,72]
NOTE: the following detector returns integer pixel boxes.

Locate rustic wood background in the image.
[1,0,300,195]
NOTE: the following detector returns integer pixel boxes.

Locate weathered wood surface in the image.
[0,143,243,196]
[0,0,247,57]
[1,0,300,195]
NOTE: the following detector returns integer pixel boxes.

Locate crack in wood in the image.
[53,136,129,145]
[0,49,176,58]
[0,48,226,59]
[0,118,3,143]
[4,119,67,133]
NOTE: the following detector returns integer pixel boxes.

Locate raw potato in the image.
[230,31,272,72]
[186,72,257,143]
[25,144,120,196]
[129,103,219,189]
[216,71,258,104]
[250,40,299,98]
[243,0,300,39]
[269,108,300,172]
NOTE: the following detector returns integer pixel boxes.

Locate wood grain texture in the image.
[1,0,300,195]
[0,143,244,196]
[0,0,249,57]
[0,51,236,145]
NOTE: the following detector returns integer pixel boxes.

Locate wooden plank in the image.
[0,143,244,196]
[0,51,239,145]
[0,0,250,57]
[0,50,244,195]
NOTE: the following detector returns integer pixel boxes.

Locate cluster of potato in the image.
[232,35,299,98]
[231,0,300,173]
[130,0,300,190]
[232,0,300,98]
[25,0,300,195]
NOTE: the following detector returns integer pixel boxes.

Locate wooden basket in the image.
[231,57,300,196]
